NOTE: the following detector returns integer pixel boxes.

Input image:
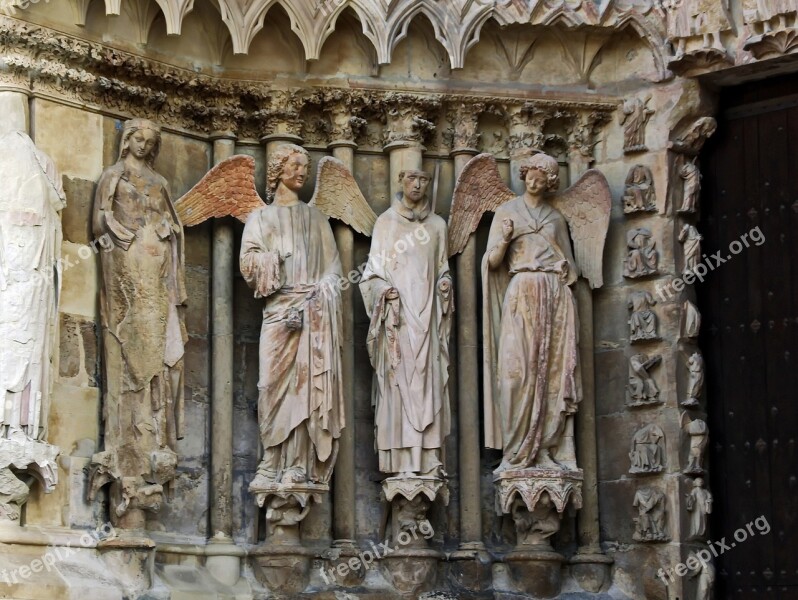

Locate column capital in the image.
[449,101,483,157]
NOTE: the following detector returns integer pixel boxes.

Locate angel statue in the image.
[448,152,610,474]
[175,144,376,523]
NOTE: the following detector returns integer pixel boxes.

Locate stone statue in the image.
[448,151,609,560]
[628,291,658,341]
[663,0,692,57]
[686,477,712,540]
[622,164,656,213]
[90,118,186,528]
[682,300,701,338]
[360,169,453,479]
[620,95,654,153]
[688,551,716,600]
[691,0,731,52]
[623,227,658,278]
[684,417,709,475]
[176,146,375,541]
[626,353,661,407]
[678,160,701,213]
[679,224,702,276]
[683,351,704,408]
[633,486,668,541]
[744,0,796,33]
[629,424,665,474]
[0,128,64,521]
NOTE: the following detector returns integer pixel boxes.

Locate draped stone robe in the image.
[360,195,452,476]
[240,202,344,484]
[0,132,65,441]
[483,197,582,470]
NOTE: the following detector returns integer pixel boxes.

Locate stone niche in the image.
[0,2,732,599]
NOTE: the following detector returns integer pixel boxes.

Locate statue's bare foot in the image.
[281,466,306,484]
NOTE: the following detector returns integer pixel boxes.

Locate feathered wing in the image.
[448,153,515,258]
[309,156,377,236]
[175,155,265,227]
[551,169,612,289]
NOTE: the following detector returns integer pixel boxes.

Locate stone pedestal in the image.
[0,436,59,522]
[571,551,614,593]
[97,535,157,599]
[248,480,327,594]
[379,475,446,595]
[493,468,583,598]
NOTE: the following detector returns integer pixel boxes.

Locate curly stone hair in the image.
[266,143,310,201]
[519,152,560,192]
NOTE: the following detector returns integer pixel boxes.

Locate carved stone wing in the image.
[552,169,612,289]
[447,153,515,258]
[309,156,377,236]
[175,155,265,227]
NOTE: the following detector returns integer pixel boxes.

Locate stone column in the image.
[328,106,359,550]
[567,114,613,592]
[0,87,30,132]
[206,130,244,587]
[447,103,491,593]
[260,91,304,154]
[507,104,547,193]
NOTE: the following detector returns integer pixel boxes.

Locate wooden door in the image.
[700,76,798,600]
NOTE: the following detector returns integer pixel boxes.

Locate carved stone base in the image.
[0,436,59,522]
[250,544,314,595]
[97,535,157,599]
[667,48,734,77]
[382,475,448,548]
[494,467,583,549]
[380,547,441,596]
[249,480,327,544]
[446,543,493,594]
[495,548,565,599]
[744,28,798,59]
[570,550,614,593]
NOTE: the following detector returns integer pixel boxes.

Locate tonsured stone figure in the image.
[360,169,453,477]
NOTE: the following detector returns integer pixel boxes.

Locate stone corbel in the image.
[382,94,440,150]
[257,90,305,144]
[449,101,484,155]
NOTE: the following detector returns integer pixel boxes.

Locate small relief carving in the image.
[679,223,703,277]
[670,117,718,156]
[623,165,657,213]
[682,351,704,408]
[624,228,659,278]
[629,424,666,474]
[682,300,701,338]
[664,0,733,73]
[511,493,562,547]
[685,477,713,540]
[633,486,669,542]
[743,0,797,36]
[678,160,701,213]
[626,353,662,407]
[628,291,659,342]
[620,95,654,153]
[688,550,716,600]
[683,416,709,475]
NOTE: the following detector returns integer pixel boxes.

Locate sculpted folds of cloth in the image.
[90,119,187,524]
[240,144,345,487]
[360,169,453,477]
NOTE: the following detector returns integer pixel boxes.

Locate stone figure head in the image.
[398,169,431,205]
[119,118,161,167]
[519,152,559,194]
[267,143,310,201]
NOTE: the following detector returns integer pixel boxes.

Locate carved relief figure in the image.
[633,486,668,541]
[629,424,666,474]
[663,0,692,56]
[626,353,662,407]
[90,119,186,527]
[689,551,716,600]
[360,169,453,478]
[478,153,611,470]
[623,228,659,278]
[240,144,345,488]
[628,291,658,341]
[678,160,701,213]
[683,351,704,408]
[0,128,65,520]
[686,477,713,540]
[623,165,656,213]
[620,96,654,153]
[684,417,709,474]
[679,223,702,276]
[691,0,731,51]
[682,300,701,338]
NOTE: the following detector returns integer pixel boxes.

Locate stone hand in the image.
[385,287,399,301]
[502,218,514,242]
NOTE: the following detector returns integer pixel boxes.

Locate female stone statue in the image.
[90,118,186,525]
